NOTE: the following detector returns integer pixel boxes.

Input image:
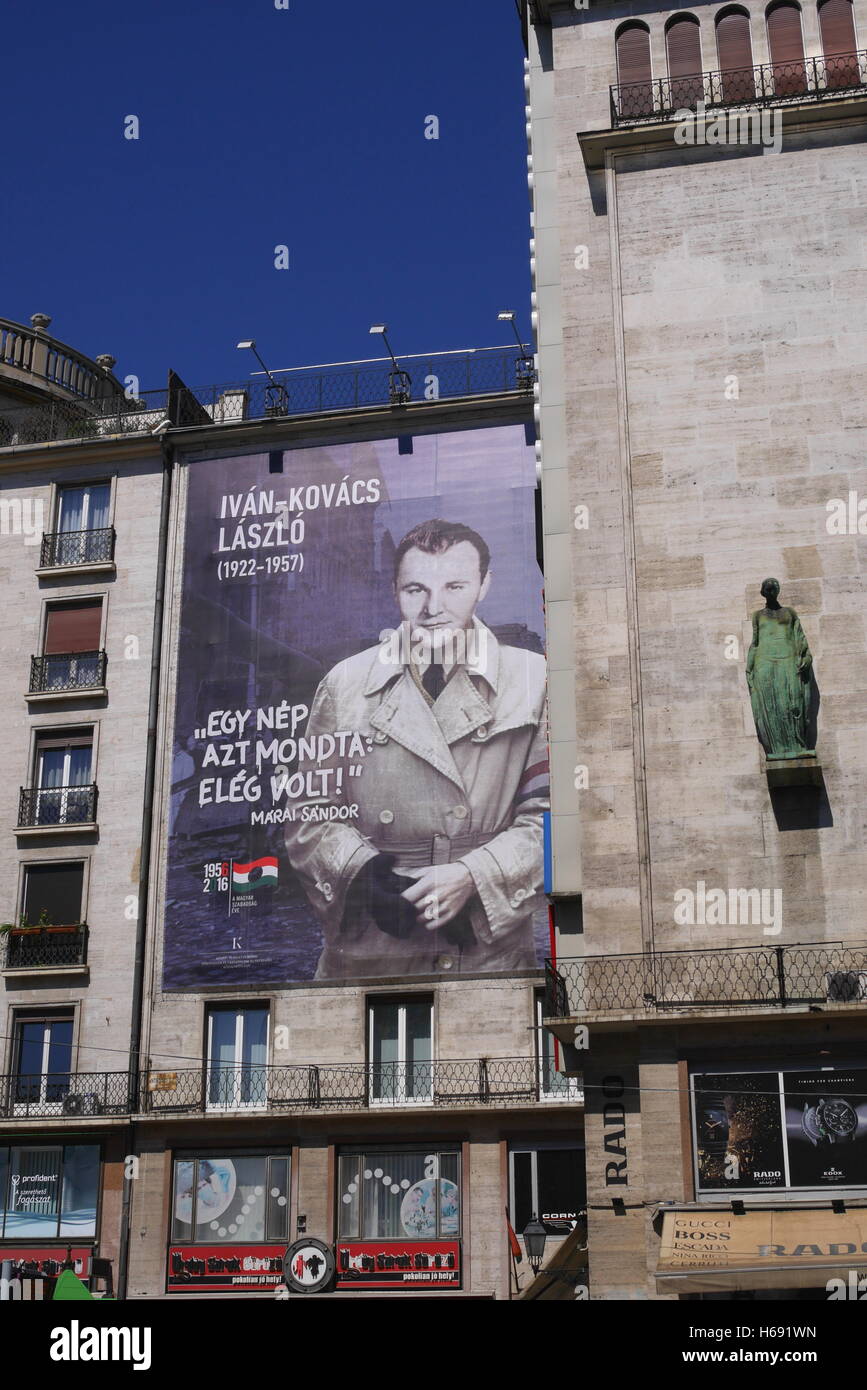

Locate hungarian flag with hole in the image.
[232,857,278,893]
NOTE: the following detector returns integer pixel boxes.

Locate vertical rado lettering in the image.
[603,1075,628,1186]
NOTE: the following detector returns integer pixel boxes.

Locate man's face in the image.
[395,541,491,637]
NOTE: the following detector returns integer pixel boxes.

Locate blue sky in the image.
[7,0,530,395]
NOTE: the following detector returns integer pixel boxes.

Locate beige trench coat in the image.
[285,623,549,980]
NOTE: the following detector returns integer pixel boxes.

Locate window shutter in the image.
[44,600,102,654]
[616,26,652,85]
[819,0,859,84]
[666,18,702,76]
[716,11,753,71]
[767,4,805,65]
[818,0,856,53]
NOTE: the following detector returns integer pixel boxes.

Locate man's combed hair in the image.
[393,519,491,582]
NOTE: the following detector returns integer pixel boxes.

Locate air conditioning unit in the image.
[61,1092,100,1117]
[826,971,867,1003]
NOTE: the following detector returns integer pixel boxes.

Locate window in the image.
[715,8,756,101]
[0,1143,99,1238]
[338,1149,460,1240]
[766,2,807,95]
[205,1006,268,1110]
[818,0,859,88]
[22,862,85,926]
[55,484,112,568]
[368,997,433,1105]
[666,15,705,108]
[615,23,653,117]
[32,730,94,825]
[509,1143,586,1238]
[535,992,581,1102]
[12,1014,74,1108]
[36,600,104,693]
[170,1153,290,1245]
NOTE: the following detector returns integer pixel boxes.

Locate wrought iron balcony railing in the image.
[0,348,535,448]
[611,49,867,125]
[0,1071,134,1118]
[17,783,98,828]
[0,1057,581,1121]
[29,651,107,694]
[39,527,115,568]
[3,925,88,970]
[545,942,867,1017]
[142,1057,580,1115]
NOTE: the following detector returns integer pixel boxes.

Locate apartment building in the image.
[0,322,586,1299]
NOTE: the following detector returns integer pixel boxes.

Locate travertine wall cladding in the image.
[617,133,867,954]
[531,8,867,960]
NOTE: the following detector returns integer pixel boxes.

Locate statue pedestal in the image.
[763,754,822,787]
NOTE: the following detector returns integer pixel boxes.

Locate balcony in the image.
[2,924,88,973]
[0,1071,134,1120]
[544,942,867,1032]
[28,651,107,699]
[16,783,98,834]
[37,527,115,574]
[611,50,867,125]
[0,348,535,449]
[142,1057,582,1117]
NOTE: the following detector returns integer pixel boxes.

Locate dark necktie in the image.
[422,661,445,701]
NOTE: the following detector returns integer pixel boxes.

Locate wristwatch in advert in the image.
[801,1096,859,1147]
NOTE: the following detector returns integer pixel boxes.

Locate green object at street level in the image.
[52,1268,94,1300]
[746,578,816,760]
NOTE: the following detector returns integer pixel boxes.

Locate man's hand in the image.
[400,863,475,930]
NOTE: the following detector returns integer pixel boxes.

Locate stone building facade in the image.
[0,329,585,1300]
[523,0,867,1297]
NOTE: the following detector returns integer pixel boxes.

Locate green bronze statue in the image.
[746,578,815,760]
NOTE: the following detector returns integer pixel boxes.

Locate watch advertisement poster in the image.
[693,1072,785,1190]
[162,424,548,990]
[784,1069,867,1187]
[693,1067,867,1192]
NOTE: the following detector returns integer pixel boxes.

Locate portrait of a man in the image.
[284,518,549,980]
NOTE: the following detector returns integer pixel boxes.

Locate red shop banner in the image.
[167,1244,285,1292]
[0,1247,92,1279]
[336,1241,461,1290]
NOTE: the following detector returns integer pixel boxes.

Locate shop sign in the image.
[335,1240,461,1289]
[167,1244,285,1292]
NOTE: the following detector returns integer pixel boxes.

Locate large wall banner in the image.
[163,424,547,989]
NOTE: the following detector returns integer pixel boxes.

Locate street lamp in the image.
[522,1215,548,1275]
[236,339,289,416]
[497,312,535,390]
[369,323,412,404]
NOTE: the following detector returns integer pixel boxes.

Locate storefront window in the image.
[170,1154,290,1244]
[338,1150,460,1240]
[509,1143,586,1236]
[0,1144,99,1239]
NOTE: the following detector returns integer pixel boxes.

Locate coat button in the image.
[379,809,394,824]
[474,725,489,740]
[453,805,469,820]
[435,954,454,970]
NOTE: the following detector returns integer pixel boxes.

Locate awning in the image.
[518,1223,588,1301]
[657,1207,867,1294]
